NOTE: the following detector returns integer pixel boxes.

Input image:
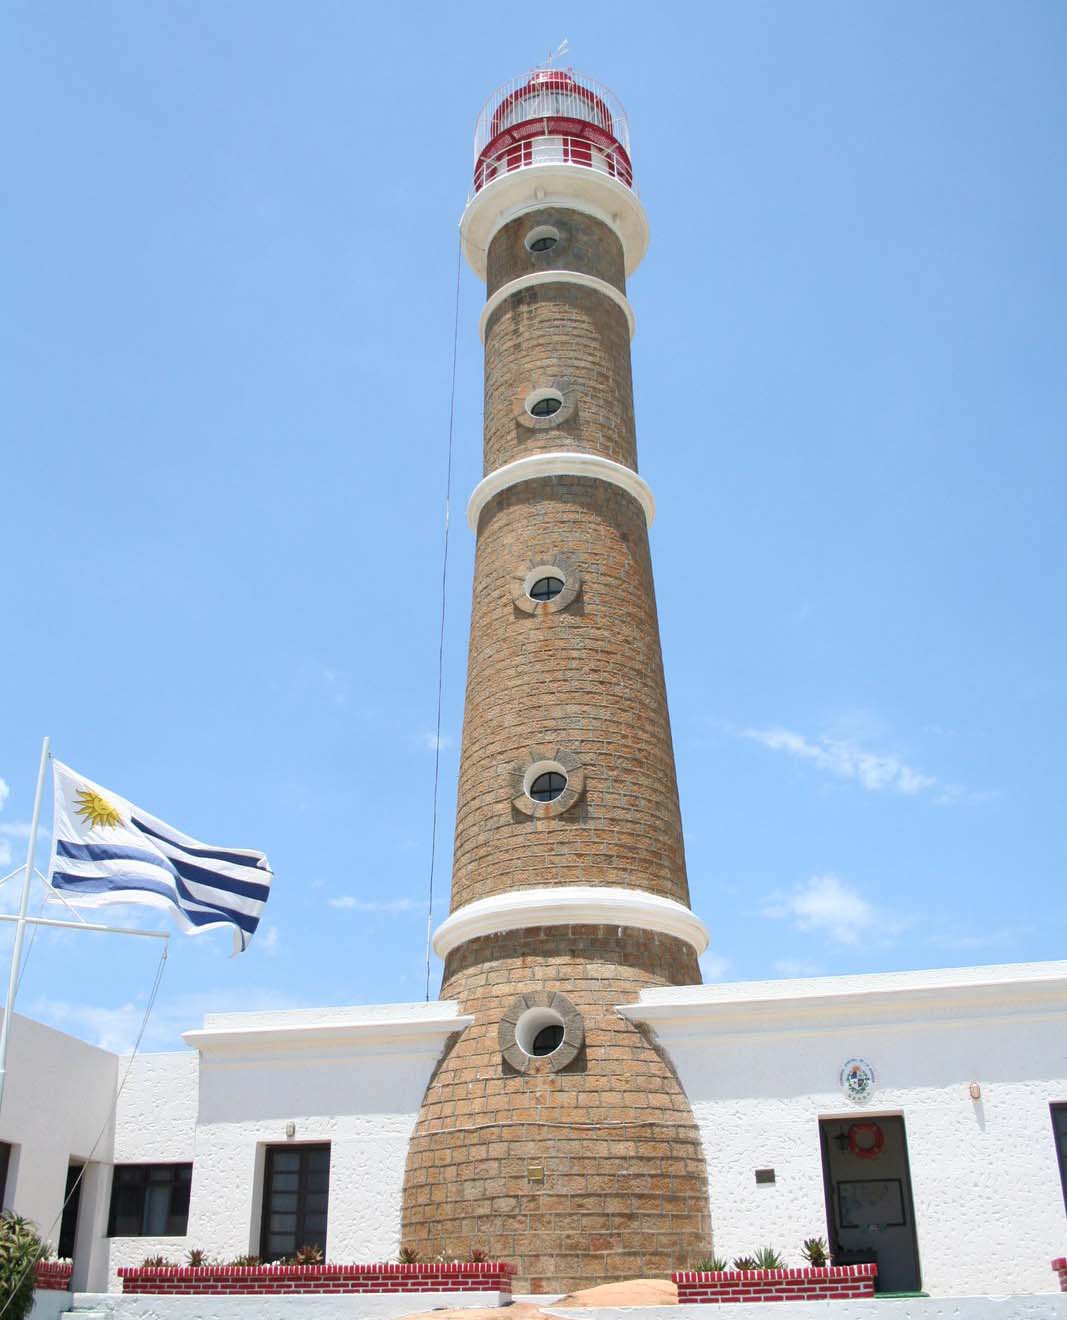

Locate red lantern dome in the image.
[472,67,633,195]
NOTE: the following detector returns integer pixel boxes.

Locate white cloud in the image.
[327,895,420,914]
[0,822,34,840]
[773,958,826,977]
[28,987,307,1054]
[699,952,731,981]
[0,779,9,811]
[258,925,280,955]
[762,873,878,945]
[421,732,454,751]
[742,727,936,796]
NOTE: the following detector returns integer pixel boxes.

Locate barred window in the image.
[108,1164,191,1237]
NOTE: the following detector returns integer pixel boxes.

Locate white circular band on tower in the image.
[480,271,635,343]
[461,164,650,279]
[433,886,710,959]
[467,452,656,531]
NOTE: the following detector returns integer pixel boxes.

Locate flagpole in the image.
[0,736,50,1113]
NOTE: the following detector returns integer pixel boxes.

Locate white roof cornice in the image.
[619,961,1067,1035]
[182,1001,473,1056]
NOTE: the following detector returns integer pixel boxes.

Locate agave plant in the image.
[732,1256,758,1271]
[397,1245,419,1264]
[802,1236,829,1267]
[0,1213,51,1320]
[753,1246,785,1270]
[294,1244,324,1265]
[185,1249,210,1268]
[140,1255,176,1268]
[229,1254,261,1268]
[696,1255,728,1272]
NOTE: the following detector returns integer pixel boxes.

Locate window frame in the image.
[529,771,567,802]
[106,1162,192,1237]
[1053,1103,1067,1216]
[259,1143,331,1263]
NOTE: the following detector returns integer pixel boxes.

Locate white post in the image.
[0,736,50,1112]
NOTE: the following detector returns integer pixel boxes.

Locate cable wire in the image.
[423,235,463,1002]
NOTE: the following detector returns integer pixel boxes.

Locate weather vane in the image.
[538,38,569,69]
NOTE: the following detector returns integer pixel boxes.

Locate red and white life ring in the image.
[847,1121,885,1159]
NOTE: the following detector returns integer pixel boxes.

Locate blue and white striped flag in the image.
[47,760,272,952]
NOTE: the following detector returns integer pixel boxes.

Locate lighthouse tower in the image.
[399,68,712,1294]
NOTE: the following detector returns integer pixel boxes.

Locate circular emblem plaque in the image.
[840,1057,876,1102]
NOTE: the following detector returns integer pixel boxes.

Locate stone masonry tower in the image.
[400,68,712,1293]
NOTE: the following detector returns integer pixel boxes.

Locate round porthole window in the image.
[529,771,567,802]
[500,992,584,1073]
[525,224,560,253]
[528,575,564,602]
[514,1006,566,1057]
[512,750,584,818]
[531,1024,564,1055]
[527,391,563,418]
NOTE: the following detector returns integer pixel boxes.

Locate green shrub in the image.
[802,1236,829,1267]
[0,1213,52,1320]
[696,1256,728,1272]
[753,1246,785,1270]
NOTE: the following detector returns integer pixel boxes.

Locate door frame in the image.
[818,1112,922,1293]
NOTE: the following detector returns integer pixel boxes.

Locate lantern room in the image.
[461,67,649,281]
[472,68,634,194]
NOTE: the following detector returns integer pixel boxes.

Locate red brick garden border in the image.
[673,1263,877,1304]
[117,1262,514,1297]
[35,1261,73,1291]
[1053,1257,1066,1292]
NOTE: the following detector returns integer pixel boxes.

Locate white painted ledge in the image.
[467,452,655,531]
[460,163,650,279]
[433,886,709,959]
[182,1001,473,1054]
[480,271,635,342]
[619,959,1067,1033]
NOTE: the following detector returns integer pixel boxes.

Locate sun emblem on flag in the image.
[74,786,123,829]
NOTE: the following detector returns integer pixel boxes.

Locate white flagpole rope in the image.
[0,736,49,1113]
[423,235,462,1002]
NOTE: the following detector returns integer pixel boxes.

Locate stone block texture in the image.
[400,926,708,1294]
[483,212,635,475]
[451,477,689,912]
[400,206,711,1293]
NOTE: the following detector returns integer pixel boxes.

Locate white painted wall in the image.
[104,1051,199,1286]
[183,1003,471,1266]
[0,1013,117,1291]
[547,1300,1067,1320]
[625,962,1067,1299]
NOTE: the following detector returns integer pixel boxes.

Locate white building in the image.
[3,959,1066,1298]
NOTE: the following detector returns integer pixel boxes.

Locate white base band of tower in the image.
[467,451,656,531]
[433,886,710,959]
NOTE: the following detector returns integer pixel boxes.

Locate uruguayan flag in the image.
[47,760,272,952]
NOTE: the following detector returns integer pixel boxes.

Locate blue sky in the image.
[3,1,1064,1051]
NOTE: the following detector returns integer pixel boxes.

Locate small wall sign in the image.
[840,1057,876,1102]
